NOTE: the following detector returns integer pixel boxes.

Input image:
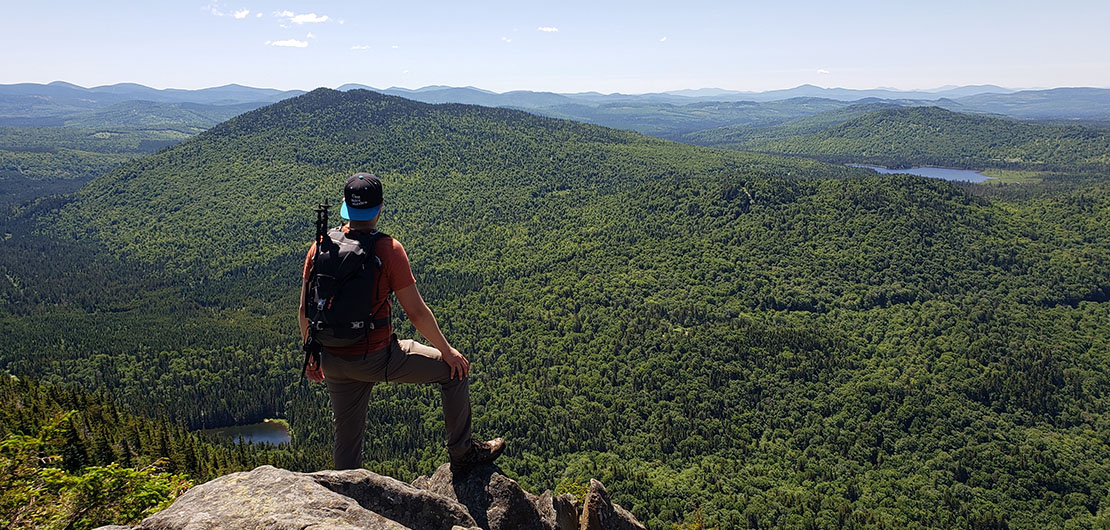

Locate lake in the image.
[849,164,993,183]
[199,420,291,445]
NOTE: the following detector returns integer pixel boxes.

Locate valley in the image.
[0,86,1108,529]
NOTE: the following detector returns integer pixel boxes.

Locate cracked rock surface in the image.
[94,464,644,530]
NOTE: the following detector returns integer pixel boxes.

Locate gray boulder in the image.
[132,465,407,529]
[579,479,645,530]
[309,467,477,529]
[427,463,552,530]
[537,490,581,530]
[412,474,432,489]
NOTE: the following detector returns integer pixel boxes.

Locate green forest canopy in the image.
[1,89,1108,529]
[688,106,1110,174]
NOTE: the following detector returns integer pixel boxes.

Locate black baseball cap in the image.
[340,172,383,221]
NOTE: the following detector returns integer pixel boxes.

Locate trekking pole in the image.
[314,198,330,245]
[302,198,330,377]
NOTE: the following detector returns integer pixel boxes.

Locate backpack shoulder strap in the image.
[344,230,390,329]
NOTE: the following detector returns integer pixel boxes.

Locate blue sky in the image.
[4,1,1109,93]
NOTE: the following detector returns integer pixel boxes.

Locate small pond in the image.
[199,420,291,445]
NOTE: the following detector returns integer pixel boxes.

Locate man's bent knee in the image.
[398,339,442,360]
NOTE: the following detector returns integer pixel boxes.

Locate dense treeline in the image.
[681,103,901,148]
[689,106,1110,174]
[535,98,851,139]
[1,411,190,529]
[61,100,263,130]
[0,376,293,479]
[1,89,1108,528]
[0,376,306,529]
[0,127,193,206]
[0,127,191,156]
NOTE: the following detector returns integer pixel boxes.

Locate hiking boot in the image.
[450,437,505,472]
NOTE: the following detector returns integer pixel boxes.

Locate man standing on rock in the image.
[299,172,504,471]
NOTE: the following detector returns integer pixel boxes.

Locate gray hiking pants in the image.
[322,336,473,470]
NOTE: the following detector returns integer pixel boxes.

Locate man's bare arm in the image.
[298,278,309,343]
[395,283,470,379]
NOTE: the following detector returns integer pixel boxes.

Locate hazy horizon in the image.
[5,1,1109,94]
[5,79,1101,97]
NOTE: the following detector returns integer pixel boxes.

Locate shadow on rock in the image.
[308,467,477,529]
[425,463,550,530]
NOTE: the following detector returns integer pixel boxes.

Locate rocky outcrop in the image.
[425,463,548,529]
[580,479,645,530]
[538,490,581,530]
[128,465,407,530]
[95,464,644,530]
[311,467,478,529]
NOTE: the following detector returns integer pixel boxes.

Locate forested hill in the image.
[3,88,1110,528]
[51,88,853,282]
[690,105,1110,173]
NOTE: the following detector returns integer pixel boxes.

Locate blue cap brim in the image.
[340,201,381,221]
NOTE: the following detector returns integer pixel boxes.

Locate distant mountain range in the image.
[0,81,300,107]
[3,81,1109,130]
[358,84,1110,122]
[0,81,302,126]
[664,83,1021,102]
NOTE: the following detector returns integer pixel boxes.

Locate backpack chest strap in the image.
[310,317,390,331]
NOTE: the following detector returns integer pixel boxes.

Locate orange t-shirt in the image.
[302,226,417,355]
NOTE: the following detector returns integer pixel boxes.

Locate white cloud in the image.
[402,69,410,74]
[351,45,370,50]
[307,32,316,39]
[391,45,399,49]
[501,36,512,43]
[207,3,252,19]
[659,36,667,42]
[817,68,830,74]
[268,39,308,48]
[273,10,329,29]
[537,26,558,32]
[291,13,329,24]
[256,12,262,18]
